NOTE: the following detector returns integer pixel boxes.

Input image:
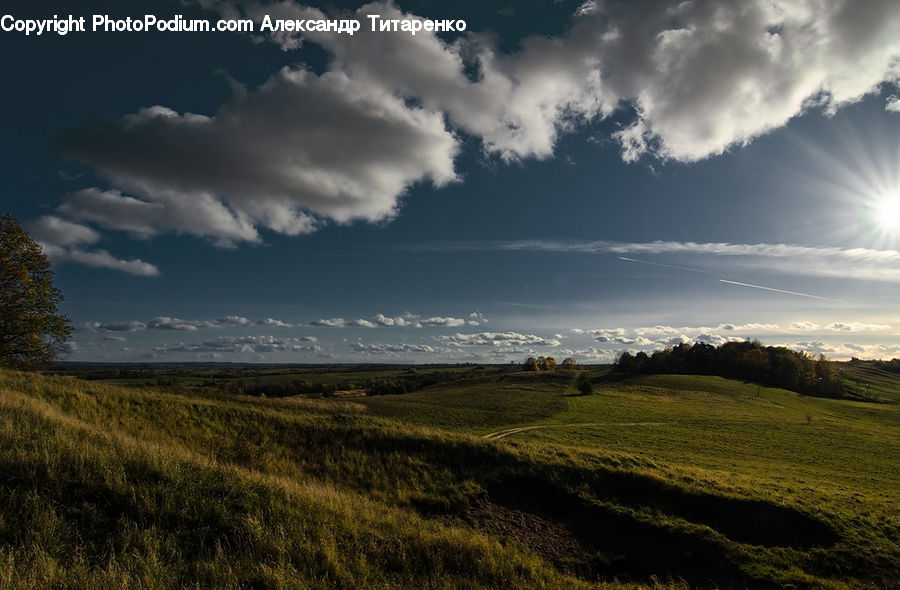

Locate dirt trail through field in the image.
[482,422,669,440]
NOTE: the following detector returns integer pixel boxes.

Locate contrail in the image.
[618,256,720,275]
[719,280,843,301]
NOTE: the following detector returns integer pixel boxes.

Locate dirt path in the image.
[482,421,669,440]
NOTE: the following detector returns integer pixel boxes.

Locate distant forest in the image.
[613,341,846,398]
[870,358,900,374]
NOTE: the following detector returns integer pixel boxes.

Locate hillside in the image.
[1,368,898,588]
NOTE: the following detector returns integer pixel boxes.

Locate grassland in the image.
[0,365,897,588]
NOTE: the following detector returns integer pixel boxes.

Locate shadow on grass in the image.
[393,432,838,587]
[485,476,758,588]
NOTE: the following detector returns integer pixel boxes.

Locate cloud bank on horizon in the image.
[34,0,900,263]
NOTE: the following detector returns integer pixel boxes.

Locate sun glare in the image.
[875,195,900,233]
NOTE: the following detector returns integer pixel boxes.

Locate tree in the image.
[0,214,71,369]
[575,371,593,395]
[560,357,577,370]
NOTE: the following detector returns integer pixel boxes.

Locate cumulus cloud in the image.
[58,187,259,246]
[29,215,100,246]
[30,215,160,277]
[590,323,780,350]
[60,66,458,243]
[311,318,346,328]
[439,331,561,347]
[39,242,160,277]
[350,341,444,355]
[785,340,900,361]
[342,312,475,328]
[887,95,900,112]
[595,0,900,161]
[239,0,610,162]
[82,321,147,333]
[147,317,217,331]
[257,318,293,327]
[155,335,319,354]
[371,313,413,327]
[825,322,892,332]
[49,0,900,258]
[584,320,900,358]
[216,315,252,326]
[245,0,900,165]
[418,316,467,328]
[469,311,488,326]
[81,315,295,332]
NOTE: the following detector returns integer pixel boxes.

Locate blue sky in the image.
[2,0,899,363]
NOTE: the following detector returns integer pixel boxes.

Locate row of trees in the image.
[523,356,578,371]
[872,358,900,374]
[614,341,846,398]
[231,367,494,398]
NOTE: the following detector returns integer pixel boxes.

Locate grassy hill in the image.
[0,368,897,588]
[839,360,900,403]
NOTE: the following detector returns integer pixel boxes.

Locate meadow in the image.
[0,363,897,588]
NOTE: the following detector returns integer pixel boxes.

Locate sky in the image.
[2,0,899,364]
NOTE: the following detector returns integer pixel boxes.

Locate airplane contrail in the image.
[619,257,844,302]
[618,256,720,275]
[719,280,843,302]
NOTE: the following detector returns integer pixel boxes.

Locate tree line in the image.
[522,356,578,371]
[871,358,900,374]
[613,341,846,398]
[231,367,497,398]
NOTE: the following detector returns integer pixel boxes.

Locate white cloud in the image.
[58,187,259,246]
[439,331,561,347]
[51,0,900,257]
[240,0,611,162]
[30,215,160,277]
[583,320,900,360]
[468,311,488,326]
[433,239,900,282]
[61,65,458,242]
[92,321,146,332]
[350,341,443,355]
[147,317,216,331]
[418,316,467,328]
[597,0,900,161]
[887,95,900,112]
[39,242,160,277]
[311,318,346,328]
[785,340,900,361]
[216,315,251,326]
[343,312,474,329]
[82,315,296,332]
[372,313,412,327]
[257,318,293,327]
[825,322,892,332]
[29,215,100,246]
[243,0,900,165]
[591,323,775,350]
[155,335,319,354]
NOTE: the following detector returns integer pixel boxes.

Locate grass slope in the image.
[0,368,898,589]
[839,361,900,403]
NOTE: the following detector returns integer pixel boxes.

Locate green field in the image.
[0,366,897,588]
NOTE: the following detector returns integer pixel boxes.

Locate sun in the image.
[874,195,900,233]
